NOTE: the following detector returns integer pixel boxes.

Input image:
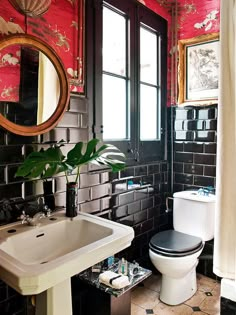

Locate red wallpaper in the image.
[0,0,220,105]
[0,0,82,102]
[178,0,220,39]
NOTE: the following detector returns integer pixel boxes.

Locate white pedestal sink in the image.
[0,211,134,315]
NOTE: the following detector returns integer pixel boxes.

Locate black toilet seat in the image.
[149,230,203,257]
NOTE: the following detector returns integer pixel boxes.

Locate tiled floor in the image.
[131,273,220,315]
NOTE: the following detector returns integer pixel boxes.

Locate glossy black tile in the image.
[184,120,204,131]
[174,120,184,130]
[184,142,204,153]
[205,119,217,130]
[0,130,5,145]
[173,183,184,192]
[112,180,127,193]
[204,166,216,177]
[141,175,154,186]
[135,188,148,200]
[120,167,135,178]
[119,191,134,205]
[194,131,215,142]
[134,166,148,176]
[154,195,162,206]
[194,153,216,165]
[141,197,154,210]
[69,96,88,113]
[7,134,37,145]
[204,143,217,154]
[112,205,128,219]
[133,210,147,225]
[0,167,5,184]
[7,165,20,183]
[0,183,22,199]
[148,206,160,219]
[174,142,184,152]
[175,109,195,120]
[0,146,23,165]
[128,201,141,215]
[91,183,111,199]
[196,107,216,119]
[147,164,160,175]
[175,173,193,185]
[79,199,100,213]
[175,131,194,141]
[175,152,193,163]
[184,164,203,175]
[57,112,80,127]
[173,162,183,173]
[194,176,215,187]
[161,162,168,172]
[118,215,134,226]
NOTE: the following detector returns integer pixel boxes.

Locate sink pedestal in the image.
[36,279,72,315]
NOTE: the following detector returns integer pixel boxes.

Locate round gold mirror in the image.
[0,34,69,136]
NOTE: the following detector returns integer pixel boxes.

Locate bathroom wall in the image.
[172,0,220,281]
[0,1,172,314]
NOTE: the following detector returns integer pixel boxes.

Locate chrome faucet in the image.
[20,206,51,226]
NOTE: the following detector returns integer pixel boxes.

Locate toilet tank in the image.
[173,190,216,241]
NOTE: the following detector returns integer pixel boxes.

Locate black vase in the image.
[43,180,55,210]
[66,182,78,217]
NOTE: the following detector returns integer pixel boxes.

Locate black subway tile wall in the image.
[0,95,171,314]
[111,161,172,264]
[173,105,217,281]
[173,105,217,192]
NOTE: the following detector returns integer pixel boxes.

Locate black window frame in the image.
[86,0,167,164]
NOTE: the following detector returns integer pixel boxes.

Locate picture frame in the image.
[69,0,85,94]
[178,33,219,105]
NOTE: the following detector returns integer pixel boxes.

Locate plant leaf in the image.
[15,146,67,179]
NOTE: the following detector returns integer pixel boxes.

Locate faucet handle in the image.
[19,210,29,224]
[43,205,52,217]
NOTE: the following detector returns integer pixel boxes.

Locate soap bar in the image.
[99,270,130,289]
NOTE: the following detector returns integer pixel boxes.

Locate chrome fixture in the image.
[20,207,51,226]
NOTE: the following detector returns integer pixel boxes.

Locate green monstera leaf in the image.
[15,146,71,179]
[15,139,126,183]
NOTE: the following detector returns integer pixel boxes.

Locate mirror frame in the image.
[0,34,69,136]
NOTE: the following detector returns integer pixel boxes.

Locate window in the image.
[86,0,167,163]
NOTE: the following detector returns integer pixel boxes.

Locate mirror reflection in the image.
[0,44,60,126]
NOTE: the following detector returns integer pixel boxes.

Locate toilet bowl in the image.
[149,190,215,305]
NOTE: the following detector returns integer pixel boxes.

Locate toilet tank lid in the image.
[173,190,216,203]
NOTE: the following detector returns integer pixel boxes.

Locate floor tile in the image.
[185,289,206,307]
[199,295,220,315]
[153,302,193,315]
[212,283,220,297]
[143,274,161,292]
[131,273,220,315]
[197,274,218,292]
[131,303,147,315]
[131,287,160,309]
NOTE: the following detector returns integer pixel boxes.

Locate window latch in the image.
[92,125,103,134]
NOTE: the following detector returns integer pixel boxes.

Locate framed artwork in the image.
[178,33,219,105]
[69,0,85,94]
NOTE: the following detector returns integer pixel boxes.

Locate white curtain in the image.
[37,52,60,124]
[213,0,236,278]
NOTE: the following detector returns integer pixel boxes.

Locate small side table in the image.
[72,262,152,315]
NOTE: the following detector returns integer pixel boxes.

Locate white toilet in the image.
[149,190,215,305]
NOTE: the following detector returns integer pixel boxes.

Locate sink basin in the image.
[0,211,134,296]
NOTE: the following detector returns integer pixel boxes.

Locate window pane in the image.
[103,7,126,76]
[140,27,157,84]
[103,74,128,140]
[140,84,158,140]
